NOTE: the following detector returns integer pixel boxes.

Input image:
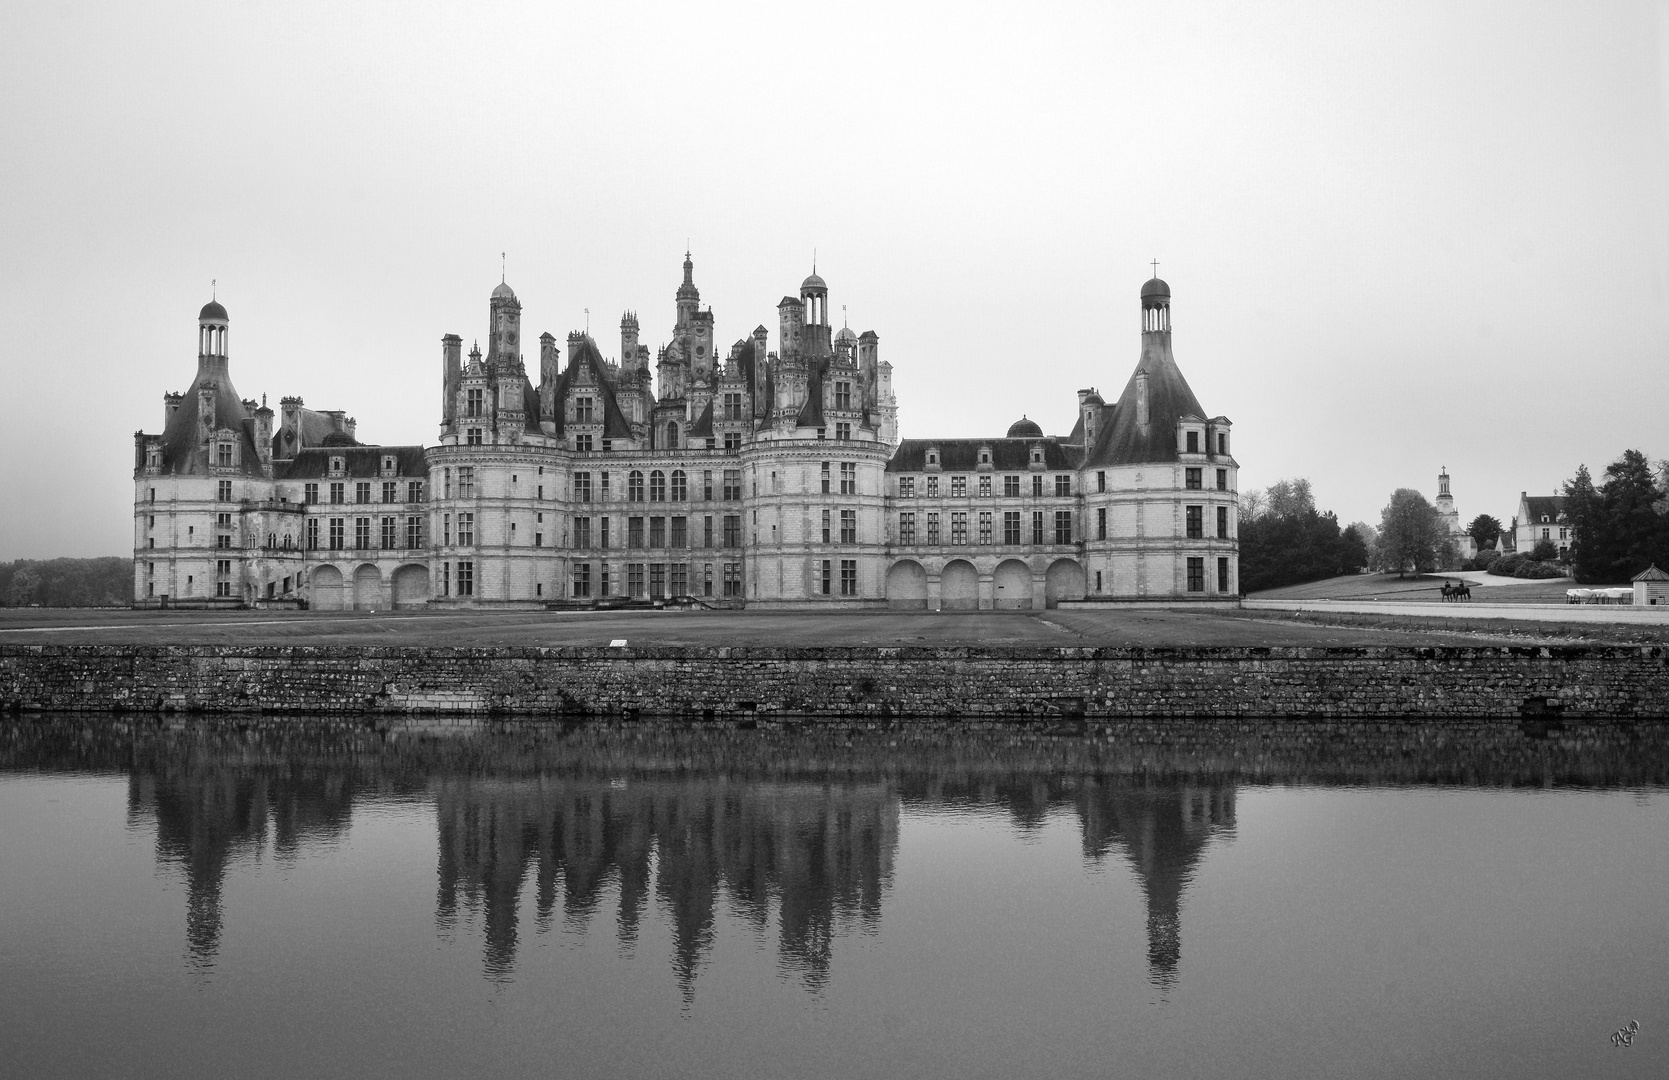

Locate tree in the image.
[1237,477,1348,592]
[1339,524,1369,573]
[1565,450,1669,583]
[1466,514,1503,552]
[1377,488,1445,576]
[1530,537,1557,562]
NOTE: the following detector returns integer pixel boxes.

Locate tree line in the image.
[0,558,134,607]
[1564,449,1669,584]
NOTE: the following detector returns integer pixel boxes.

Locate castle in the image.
[133,257,1238,609]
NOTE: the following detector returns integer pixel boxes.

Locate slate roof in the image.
[1522,495,1568,523]
[1083,331,1212,468]
[276,445,429,480]
[887,438,1076,472]
[547,336,634,438]
[687,399,715,437]
[156,367,264,477]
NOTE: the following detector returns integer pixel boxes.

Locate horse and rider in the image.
[1440,580,1471,602]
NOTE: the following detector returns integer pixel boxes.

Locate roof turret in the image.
[1006,416,1044,438]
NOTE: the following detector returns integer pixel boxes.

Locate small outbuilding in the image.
[1633,565,1669,606]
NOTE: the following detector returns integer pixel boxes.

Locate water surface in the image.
[2,717,1665,1079]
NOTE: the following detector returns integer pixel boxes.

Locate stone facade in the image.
[6,645,1668,718]
[133,260,1236,608]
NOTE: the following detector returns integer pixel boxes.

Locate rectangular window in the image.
[354,517,371,549]
[723,392,743,421]
[671,563,688,597]
[457,512,474,546]
[822,509,831,544]
[841,509,858,544]
[1097,471,1106,493]
[821,462,831,494]
[650,563,666,598]
[978,511,992,544]
[978,476,991,498]
[723,431,742,452]
[1216,469,1227,491]
[900,512,916,544]
[408,480,423,502]
[466,388,483,417]
[629,517,645,548]
[1004,475,1020,497]
[574,472,591,502]
[821,560,831,595]
[329,518,344,550]
[951,476,966,498]
[835,422,851,440]
[1218,433,1227,455]
[457,468,475,497]
[443,513,451,545]
[926,476,939,498]
[380,517,397,549]
[1032,475,1043,498]
[304,483,319,504]
[601,565,611,596]
[443,469,451,499]
[306,518,319,550]
[834,382,851,410]
[1032,511,1044,545]
[704,563,713,596]
[457,561,474,596]
[723,563,743,597]
[216,443,233,468]
[575,517,591,548]
[840,559,857,596]
[926,512,940,545]
[627,563,645,598]
[649,517,666,547]
[406,516,422,548]
[1097,507,1107,540]
[1187,557,1205,593]
[702,470,713,500]
[1218,557,1230,593]
[950,512,967,545]
[840,462,857,495]
[1055,475,1071,496]
[722,515,741,547]
[703,516,713,548]
[353,482,368,504]
[1217,506,1228,539]
[1054,511,1072,545]
[441,562,449,596]
[467,428,482,445]
[534,532,543,548]
[216,480,232,501]
[1186,506,1203,539]
[1186,431,1199,454]
[381,481,397,504]
[575,396,594,423]
[723,469,742,500]
[671,516,687,548]
[574,433,593,453]
[600,517,611,549]
[1185,468,1202,490]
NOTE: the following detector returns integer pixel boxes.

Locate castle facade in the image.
[133,259,1237,609]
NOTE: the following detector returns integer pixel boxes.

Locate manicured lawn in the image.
[1249,572,1625,604]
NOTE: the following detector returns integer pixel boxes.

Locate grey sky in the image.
[2,0,1665,559]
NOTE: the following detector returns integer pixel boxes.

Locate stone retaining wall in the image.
[4,644,1667,718]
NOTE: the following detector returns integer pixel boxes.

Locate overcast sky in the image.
[2,0,1665,559]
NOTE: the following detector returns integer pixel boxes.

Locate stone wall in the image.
[3,644,1667,718]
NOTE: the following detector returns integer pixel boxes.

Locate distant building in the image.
[1514,492,1571,558]
[1432,467,1476,565]
[134,262,1239,609]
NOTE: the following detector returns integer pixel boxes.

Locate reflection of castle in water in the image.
[434,778,897,991]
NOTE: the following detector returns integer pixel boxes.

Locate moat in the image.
[3,716,1665,1079]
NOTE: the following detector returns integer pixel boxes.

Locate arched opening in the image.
[885,560,929,610]
[353,565,382,611]
[940,559,978,611]
[309,565,344,611]
[1044,558,1087,608]
[994,559,1033,610]
[391,564,430,610]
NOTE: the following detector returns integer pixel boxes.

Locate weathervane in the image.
[211,278,216,299]
[1150,259,1159,277]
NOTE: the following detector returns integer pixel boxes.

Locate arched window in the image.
[671,470,687,501]
[666,422,679,449]
[628,470,645,501]
[649,470,667,501]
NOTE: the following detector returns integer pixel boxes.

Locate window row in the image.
[301,481,426,505]
[1185,556,1234,593]
[898,511,1072,546]
[897,474,1074,499]
[569,561,744,599]
[302,517,426,550]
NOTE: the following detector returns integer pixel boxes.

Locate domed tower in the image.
[488,280,521,373]
[801,269,830,355]
[198,299,229,379]
[676,250,700,330]
[1007,416,1044,439]
[833,323,858,365]
[1142,276,1170,334]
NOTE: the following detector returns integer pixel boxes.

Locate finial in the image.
[843,304,848,328]
[1150,259,1159,278]
[813,248,817,274]
[501,252,505,283]
[212,278,216,299]
[585,308,590,334]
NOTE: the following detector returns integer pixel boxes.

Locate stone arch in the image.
[352,564,382,611]
[940,559,979,611]
[309,564,345,611]
[993,559,1033,610]
[885,559,929,610]
[391,564,430,610]
[1044,558,1087,608]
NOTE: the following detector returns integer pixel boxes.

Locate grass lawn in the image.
[1248,572,1629,604]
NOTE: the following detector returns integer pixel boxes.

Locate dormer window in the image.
[575,397,594,423]
[1217,433,1227,455]
[1031,449,1043,465]
[980,451,990,464]
[1186,431,1199,454]
[329,456,345,475]
[216,442,233,467]
[927,451,938,466]
[466,388,484,418]
[382,455,396,474]
[835,382,852,410]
